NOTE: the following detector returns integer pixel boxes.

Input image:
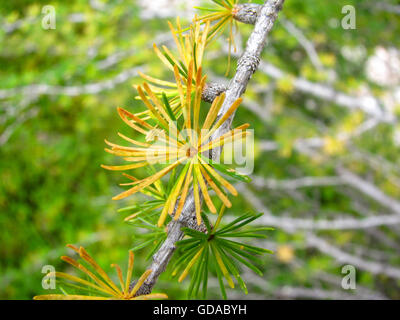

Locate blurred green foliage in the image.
[1,0,400,299]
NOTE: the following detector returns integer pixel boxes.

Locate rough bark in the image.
[135,0,285,295]
[233,3,262,25]
[201,82,227,103]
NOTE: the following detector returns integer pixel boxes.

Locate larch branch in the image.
[134,0,285,295]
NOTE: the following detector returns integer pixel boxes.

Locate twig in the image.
[276,286,371,300]
[373,2,400,15]
[237,184,400,231]
[280,16,325,72]
[0,108,38,146]
[307,233,400,280]
[239,270,386,300]
[259,62,389,120]
[252,175,344,190]
[239,184,400,281]
[0,67,143,100]
[337,167,400,215]
[229,3,390,121]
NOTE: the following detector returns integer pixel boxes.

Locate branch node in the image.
[202,82,227,103]
[238,53,260,76]
[233,3,261,25]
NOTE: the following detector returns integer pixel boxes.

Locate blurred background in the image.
[1,0,400,299]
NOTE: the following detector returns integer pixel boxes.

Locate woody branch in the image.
[135,0,285,296]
